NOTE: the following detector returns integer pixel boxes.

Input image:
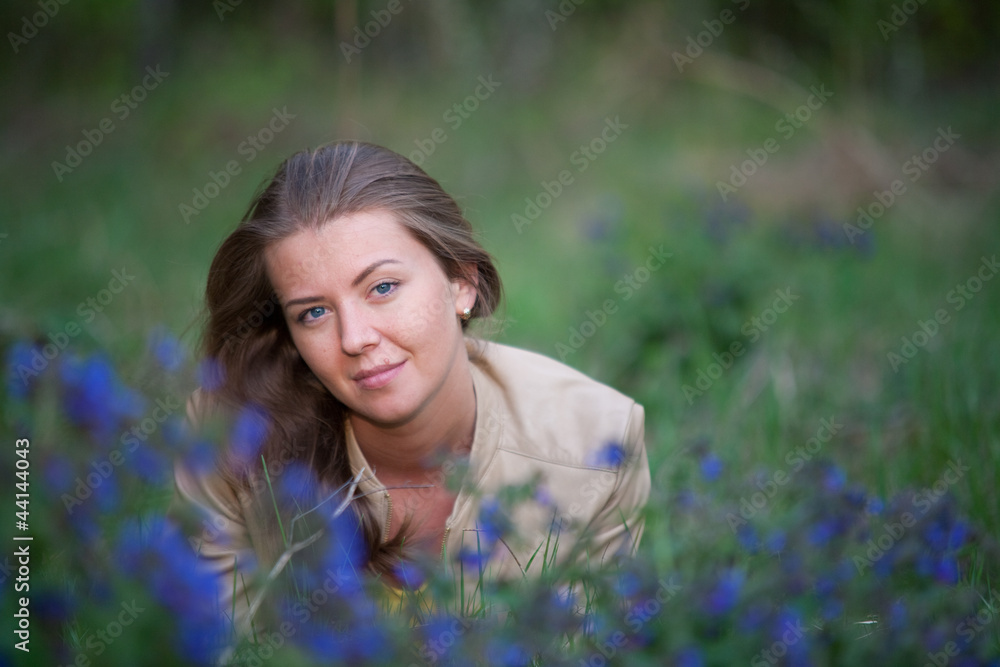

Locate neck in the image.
[350,358,477,481]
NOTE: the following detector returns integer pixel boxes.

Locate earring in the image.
[460,307,472,322]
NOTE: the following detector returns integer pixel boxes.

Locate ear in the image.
[451,264,479,314]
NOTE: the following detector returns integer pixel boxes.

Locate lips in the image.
[352,361,405,390]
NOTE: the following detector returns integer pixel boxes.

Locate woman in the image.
[173,141,649,636]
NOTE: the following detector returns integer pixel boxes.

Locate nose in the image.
[338,304,380,356]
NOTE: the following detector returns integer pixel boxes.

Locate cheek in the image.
[396,287,456,341]
[291,331,339,376]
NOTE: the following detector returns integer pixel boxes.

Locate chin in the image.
[352,396,423,428]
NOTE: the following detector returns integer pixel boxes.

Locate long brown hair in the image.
[201,141,502,573]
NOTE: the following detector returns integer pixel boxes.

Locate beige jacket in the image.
[173,340,649,633]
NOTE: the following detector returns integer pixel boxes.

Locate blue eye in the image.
[299,306,327,322]
[373,281,397,296]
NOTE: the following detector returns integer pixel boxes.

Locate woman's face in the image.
[265,209,476,427]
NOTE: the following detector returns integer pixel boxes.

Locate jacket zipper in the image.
[383,491,393,542]
[440,526,450,561]
[384,489,451,560]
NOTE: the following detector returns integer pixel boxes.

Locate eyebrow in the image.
[351,258,402,287]
[281,259,403,310]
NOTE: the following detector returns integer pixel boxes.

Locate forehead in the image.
[264,210,437,292]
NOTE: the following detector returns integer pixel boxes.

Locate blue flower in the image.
[700,453,723,481]
[5,341,40,400]
[706,569,744,616]
[590,442,627,468]
[114,516,228,664]
[808,519,837,547]
[765,530,787,553]
[59,353,145,440]
[736,524,759,553]
[488,640,532,666]
[126,445,169,484]
[180,439,217,475]
[676,646,705,667]
[229,403,269,464]
[821,464,846,492]
[614,571,641,597]
[197,357,224,392]
[392,560,425,590]
[934,557,960,585]
[478,498,508,544]
[148,326,187,372]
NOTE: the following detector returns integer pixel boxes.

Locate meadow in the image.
[2,11,999,665]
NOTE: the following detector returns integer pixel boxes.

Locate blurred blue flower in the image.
[765,530,787,553]
[739,604,770,632]
[114,516,227,665]
[180,439,217,475]
[59,353,146,441]
[90,472,120,514]
[821,464,846,492]
[889,599,907,630]
[614,571,641,598]
[821,598,843,621]
[477,497,509,546]
[488,639,532,666]
[6,341,40,400]
[196,357,224,392]
[934,557,960,585]
[392,560,425,590]
[533,485,554,507]
[589,442,627,468]
[458,546,490,572]
[808,519,837,547]
[947,520,969,550]
[736,524,759,553]
[127,445,170,484]
[676,646,705,667]
[148,326,187,372]
[675,488,697,510]
[319,508,368,584]
[699,453,723,481]
[229,403,269,464]
[43,457,75,495]
[706,569,745,616]
[160,414,189,449]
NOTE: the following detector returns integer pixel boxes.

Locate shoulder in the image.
[468,340,643,469]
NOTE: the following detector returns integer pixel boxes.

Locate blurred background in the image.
[1,1,1000,659]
